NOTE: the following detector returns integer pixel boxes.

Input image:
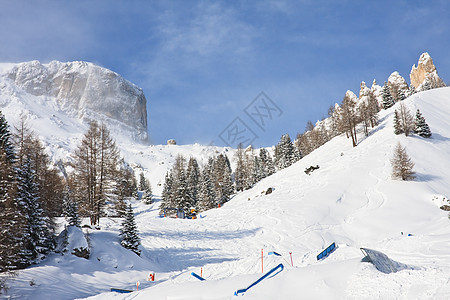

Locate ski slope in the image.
[2,88,450,299]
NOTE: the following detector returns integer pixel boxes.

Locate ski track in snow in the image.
[2,88,450,299]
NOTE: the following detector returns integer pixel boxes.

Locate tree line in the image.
[160,133,301,215]
[0,115,149,272]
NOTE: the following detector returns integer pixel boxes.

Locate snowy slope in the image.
[2,88,450,299]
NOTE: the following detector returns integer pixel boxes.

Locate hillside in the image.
[2,88,450,299]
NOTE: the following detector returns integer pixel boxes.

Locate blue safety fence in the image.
[234,263,284,296]
[316,242,336,260]
[111,288,133,293]
[268,251,281,256]
[191,272,206,281]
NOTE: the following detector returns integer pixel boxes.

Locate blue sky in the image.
[1,0,449,147]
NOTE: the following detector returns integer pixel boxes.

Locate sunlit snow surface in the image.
[2,88,450,299]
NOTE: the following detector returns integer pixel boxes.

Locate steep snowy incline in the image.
[93,87,450,299]
[3,88,450,299]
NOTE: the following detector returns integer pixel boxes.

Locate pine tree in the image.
[197,167,217,212]
[397,89,406,102]
[414,109,432,138]
[185,157,200,210]
[393,110,403,135]
[213,154,233,205]
[0,111,15,164]
[274,134,296,169]
[234,144,246,192]
[391,142,415,180]
[16,158,54,262]
[160,172,174,214]
[142,181,153,205]
[0,148,30,271]
[138,172,152,205]
[62,185,81,227]
[382,82,395,109]
[119,204,141,255]
[13,118,64,217]
[259,148,275,177]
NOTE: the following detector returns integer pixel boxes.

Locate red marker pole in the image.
[289,252,293,267]
[201,267,203,277]
[261,249,264,273]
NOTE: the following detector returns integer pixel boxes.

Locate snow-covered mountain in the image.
[3,86,450,299]
[0,60,148,143]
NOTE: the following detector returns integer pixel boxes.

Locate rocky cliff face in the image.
[410,53,446,91]
[388,71,409,101]
[0,60,148,142]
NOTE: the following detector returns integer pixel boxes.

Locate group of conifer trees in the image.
[160,134,301,214]
[0,114,144,272]
[0,113,62,272]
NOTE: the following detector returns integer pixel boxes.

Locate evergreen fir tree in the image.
[185,157,200,210]
[16,158,54,262]
[138,172,152,205]
[393,110,403,135]
[397,89,406,102]
[234,144,246,192]
[274,134,296,170]
[62,185,81,227]
[142,181,153,205]
[0,148,30,271]
[173,167,189,214]
[197,167,217,212]
[160,172,173,214]
[421,80,432,91]
[139,172,148,191]
[382,82,395,109]
[414,109,432,138]
[0,111,15,164]
[213,154,233,205]
[119,204,141,255]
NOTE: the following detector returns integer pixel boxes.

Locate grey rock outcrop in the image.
[2,60,148,142]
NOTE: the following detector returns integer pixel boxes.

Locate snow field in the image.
[2,88,450,299]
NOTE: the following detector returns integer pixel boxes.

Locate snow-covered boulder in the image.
[66,226,90,259]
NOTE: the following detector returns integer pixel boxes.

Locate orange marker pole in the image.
[201,267,203,277]
[261,249,264,273]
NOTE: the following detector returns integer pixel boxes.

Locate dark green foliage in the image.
[382,82,395,109]
[139,173,153,205]
[274,134,297,170]
[414,109,432,138]
[0,111,15,164]
[119,204,141,255]
[393,110,403,135]
[62,185,81,227]
[197,166,217,212]
[16,158,55,262]
[186,157,200,210]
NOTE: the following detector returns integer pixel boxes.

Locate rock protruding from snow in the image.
[67,226,90,259]
[410,52,446,91]
[1,60,148,142]
[388,71,408,101]
[167,139,176,145]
